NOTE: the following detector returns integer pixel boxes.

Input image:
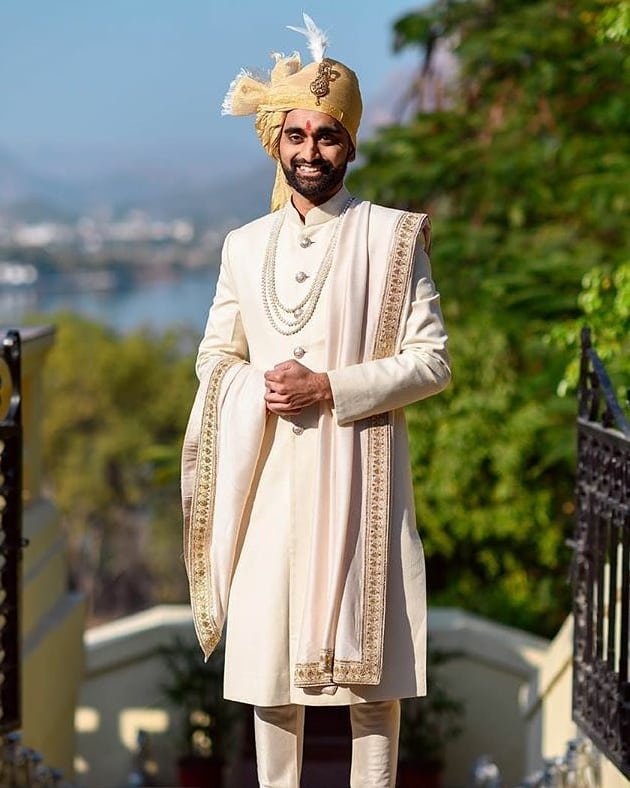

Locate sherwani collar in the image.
[286,185,352,228]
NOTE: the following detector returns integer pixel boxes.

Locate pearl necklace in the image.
[262,197,355,336]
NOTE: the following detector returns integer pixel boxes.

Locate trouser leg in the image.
[253,704,305,788]
[349,699,401,788]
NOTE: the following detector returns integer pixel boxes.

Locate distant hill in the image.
[0,146,274,226]
[0,148,85,217]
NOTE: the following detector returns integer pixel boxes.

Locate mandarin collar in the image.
[286,186,352,228]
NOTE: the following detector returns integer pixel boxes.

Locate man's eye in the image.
[288,134,303,142]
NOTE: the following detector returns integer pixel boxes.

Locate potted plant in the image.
[397,648,465,788]
[158,635,240,788]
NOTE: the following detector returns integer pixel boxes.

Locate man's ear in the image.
[348,143,356,163]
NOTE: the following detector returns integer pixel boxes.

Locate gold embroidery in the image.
[374,213,427,361]
[295,655,334,687]
[189,356,241,657]
[295,211,425,687]
[309,58,337,105]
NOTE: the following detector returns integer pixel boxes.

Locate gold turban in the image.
[221,16,363,211]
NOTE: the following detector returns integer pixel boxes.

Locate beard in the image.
[281,156,348,200]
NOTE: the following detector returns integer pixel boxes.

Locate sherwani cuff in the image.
[328,352,451,426]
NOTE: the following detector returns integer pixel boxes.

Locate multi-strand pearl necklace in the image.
[262,197,355,336]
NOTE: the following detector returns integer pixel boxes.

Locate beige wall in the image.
[77,606,198,787]
[19,326,86,776]
[77,607,630,787]
[77,605,549,788]
[429,608,548,788]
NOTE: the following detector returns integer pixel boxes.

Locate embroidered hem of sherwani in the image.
[181,200,429,688]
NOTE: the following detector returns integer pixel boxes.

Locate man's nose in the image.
[302,137,319,161]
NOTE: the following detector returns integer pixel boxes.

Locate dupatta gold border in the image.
[188,356,241,658]
[294,210,426,687]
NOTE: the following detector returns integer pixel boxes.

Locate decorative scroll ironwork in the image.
[0,331,22,735]
[571,327,630,779]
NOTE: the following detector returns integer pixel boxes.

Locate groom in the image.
[183,16,450,787]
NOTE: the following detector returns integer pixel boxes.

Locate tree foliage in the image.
[349,0,629,635]
[41,312,198,620]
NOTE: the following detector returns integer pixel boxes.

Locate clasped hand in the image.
[264,360,332,416]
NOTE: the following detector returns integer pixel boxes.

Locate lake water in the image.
[0,268,220,335]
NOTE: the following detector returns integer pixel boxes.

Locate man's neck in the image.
[290,183,344,223]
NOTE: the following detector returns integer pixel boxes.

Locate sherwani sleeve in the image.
[327,241,451,426]
[195,230,249,379]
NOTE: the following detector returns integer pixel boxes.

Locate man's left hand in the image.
[264,360,333,416]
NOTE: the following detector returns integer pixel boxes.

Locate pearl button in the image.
[300,237,313,248]
[292,424,304,435]
[295,271,307,283]
[293,346,305,359]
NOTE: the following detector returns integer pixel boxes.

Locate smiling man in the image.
[182,16,451,788]
[280,110,353,203]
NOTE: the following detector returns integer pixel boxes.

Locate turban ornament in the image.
[221,14,363,212]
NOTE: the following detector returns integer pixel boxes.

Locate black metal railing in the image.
[571,326,630,780]
[0,330,23,735]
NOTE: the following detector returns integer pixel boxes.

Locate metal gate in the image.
[0,330,22,735]
[572,326,630,779]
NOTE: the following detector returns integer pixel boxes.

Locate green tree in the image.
[41,312,198,620]
[350,0,629,635]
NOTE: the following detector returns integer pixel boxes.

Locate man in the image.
[182,16,451,787]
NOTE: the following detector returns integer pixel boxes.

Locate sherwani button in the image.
[292,424,304,435]
[299,237,313,248]
[295,271,307,283]
[293,346,306,359]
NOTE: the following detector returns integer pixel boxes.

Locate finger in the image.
[266,403,302,415]
[265,370,285,383]
[265,384,288,396]
[264,391,291,404]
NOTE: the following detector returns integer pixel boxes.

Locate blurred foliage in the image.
[40,312,198,620]
[350,0,629,636]
[596,0,630,41]
[551,259,630,397]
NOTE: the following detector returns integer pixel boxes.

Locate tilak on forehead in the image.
[221,14,363,211]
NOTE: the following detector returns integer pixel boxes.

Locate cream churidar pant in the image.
[254,701,400,788]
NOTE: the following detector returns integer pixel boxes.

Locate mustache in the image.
[290,157,333,173]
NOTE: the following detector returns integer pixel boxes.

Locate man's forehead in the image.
[283,109,342,131]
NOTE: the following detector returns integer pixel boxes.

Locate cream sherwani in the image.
[193,187,450,707]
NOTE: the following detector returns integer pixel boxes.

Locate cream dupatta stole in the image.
[181,201,429,688]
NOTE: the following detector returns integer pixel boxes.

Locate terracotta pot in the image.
[177,755,224,787]
[397,761,443,788]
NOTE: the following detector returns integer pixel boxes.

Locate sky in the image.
[0,1,426,177]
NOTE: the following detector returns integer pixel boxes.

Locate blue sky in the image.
[0,1,425,175]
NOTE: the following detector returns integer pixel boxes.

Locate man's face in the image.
[279,109,355,203]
